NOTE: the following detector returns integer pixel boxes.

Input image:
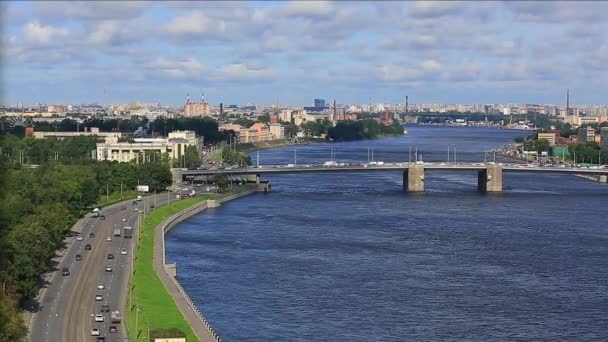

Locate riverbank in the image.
[127,184,264,342]
[240,139,323,153]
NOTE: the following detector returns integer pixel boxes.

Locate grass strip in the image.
[126,196,208,342]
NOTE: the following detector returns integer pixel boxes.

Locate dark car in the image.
[109,326,117,333]
[75,254,82,261]
[89,232,95,238]
[100,214,106,220]
[107,253,114,260]
[101,304,110,313]
[96,337,106,342]
[150,204,155,208]
[61,267,70,276]
[85,244,92,250]
[132,201,137,205]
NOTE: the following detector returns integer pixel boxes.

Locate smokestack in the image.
[202,91,205,103]
[566,88,569,116]
[405,96,408,116]
[220,103,224,117]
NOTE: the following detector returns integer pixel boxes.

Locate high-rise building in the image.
[578,126,595,143]
[314,98,326,108]
[600,127,608,150]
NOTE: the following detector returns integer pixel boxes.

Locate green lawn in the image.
[126,196,208,342]
[126,185,255,341]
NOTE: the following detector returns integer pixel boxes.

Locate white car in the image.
[120,249,127,255]
[94,314,104,322]
[133,208,139,212]
[95,294,103,301]
[105,266,113,272]
[122,218,127,222]
[97,283,104,290]
[106,236,112,242]
[76,235,83,241]
[91,328,100,336]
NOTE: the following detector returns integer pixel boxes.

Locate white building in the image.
[96,131,197,163]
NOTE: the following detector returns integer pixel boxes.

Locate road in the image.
[29,193,174,342]
[179,162,608,177]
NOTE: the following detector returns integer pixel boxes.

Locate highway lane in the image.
[30,194,175,342]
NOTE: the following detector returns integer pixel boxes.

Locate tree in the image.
[535,138,550,153]
[183,146,201,169]
[285,123,299,140]
[213,174,228,193]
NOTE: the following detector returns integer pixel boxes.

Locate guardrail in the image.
[171,277,222,342]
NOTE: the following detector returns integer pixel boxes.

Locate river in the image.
[166,126,608,341]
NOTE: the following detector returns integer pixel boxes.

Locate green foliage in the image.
[285,123,299,139]
[302,120,332,137]
[514,136,525,143]
[0,134,98,164]
[213,174,228,193]
[221,147,251,166]
[0,292,27,341]
[181,145,201,169]
[257,113,271,124]
[328,120,403,141]
[568,142,608,164]
[233,117,255,128]
[523,138,551,153]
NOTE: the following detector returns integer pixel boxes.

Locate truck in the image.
[111,311,122,324]
[123,226,133,238]
[92,208,100,218]
[113,228,121,237]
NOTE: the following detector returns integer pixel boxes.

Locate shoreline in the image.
[149,183,269,342]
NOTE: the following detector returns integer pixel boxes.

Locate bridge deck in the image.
[179,163,608,176]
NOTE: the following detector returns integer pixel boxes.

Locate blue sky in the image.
[2,1,608,107]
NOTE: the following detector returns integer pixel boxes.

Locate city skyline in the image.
[2,1,608,106]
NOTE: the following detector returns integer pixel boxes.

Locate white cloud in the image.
[32,1,149,21]
[22,21,71,46]
[409,1,465,18]
[283,1,335,19]
[146,57,203,80]
[220,63,278,81]
[163,11,226,37]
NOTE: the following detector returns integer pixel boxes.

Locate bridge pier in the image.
[599,175,607,184]
[478,165,503,193]
[403,165,424,192]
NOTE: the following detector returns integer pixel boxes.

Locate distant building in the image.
[600,127,608,150]
[578,126,595,143]
[96,130,197,163]
[184,92,210,117]
[269,123,285,140]
[314,99,325,108]
[537,132,559,145]
[33,127,123,141]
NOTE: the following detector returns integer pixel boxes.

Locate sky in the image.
[1,1,608,107]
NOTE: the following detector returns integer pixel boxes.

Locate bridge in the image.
[172,163,608,193]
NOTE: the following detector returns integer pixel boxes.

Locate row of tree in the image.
[4,116,234,146]
[327,120,404,141]
[0,134,173,340]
